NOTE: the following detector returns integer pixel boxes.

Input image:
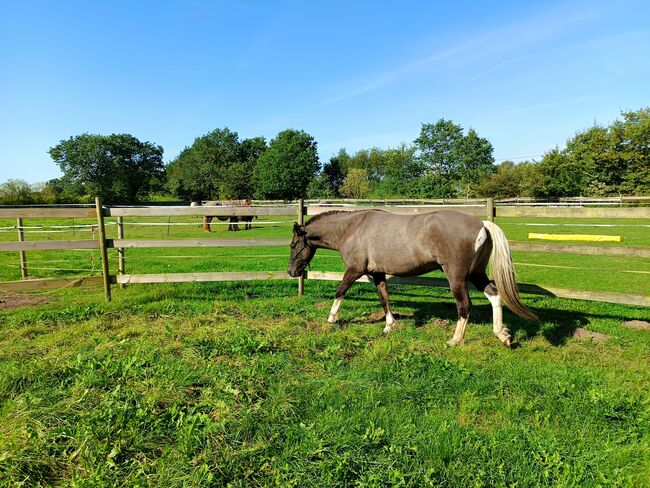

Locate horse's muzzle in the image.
[287,264,305,278]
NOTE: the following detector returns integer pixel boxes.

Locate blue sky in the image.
[1,0,649,183]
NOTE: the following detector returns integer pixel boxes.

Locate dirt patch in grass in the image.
[428,318,450,328]
[622,320,650,331]
[573,328,608,342]
[0,292,50,311]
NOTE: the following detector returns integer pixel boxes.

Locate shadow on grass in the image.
[389,297,594,346]
[103,280,643,347]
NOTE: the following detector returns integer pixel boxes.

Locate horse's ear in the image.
[293,223,306,235]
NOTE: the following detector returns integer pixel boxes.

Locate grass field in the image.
[1,211,649,485]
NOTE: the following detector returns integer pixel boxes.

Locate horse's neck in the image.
[306,213,351,251]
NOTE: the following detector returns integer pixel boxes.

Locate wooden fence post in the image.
[117,216,125,288]
[298,198,305,296]
[16,217,28,279]
[486,198,494,222]
[95,197,111,302]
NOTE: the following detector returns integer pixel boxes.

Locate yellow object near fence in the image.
[528,233,622,242]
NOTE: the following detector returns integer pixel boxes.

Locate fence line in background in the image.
[0,199,648,308]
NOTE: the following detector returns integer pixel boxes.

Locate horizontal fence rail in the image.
[116,271,292,285]
[105,206,297,217]
[0,240,100,251]
[306,204,487,217]
[496,206,650,219]
[0,276,106,292]
[108,238,290,249]
[508,242,650,258]
[0,207,97,218]
[0,199,648,308]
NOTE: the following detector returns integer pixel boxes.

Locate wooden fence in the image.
[0,198,649,308]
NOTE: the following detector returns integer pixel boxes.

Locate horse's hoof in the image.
[447,338,464,346]
[327,315,338,324]
[383,325,394,333]
[498,329,512,347]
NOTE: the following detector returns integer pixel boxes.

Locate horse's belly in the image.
[382,261,442,276]
[366,246,440,276]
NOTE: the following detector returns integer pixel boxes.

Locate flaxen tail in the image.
[482,221,537,320]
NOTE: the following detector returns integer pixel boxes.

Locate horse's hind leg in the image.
[371,273,397,333]
[328,268,363,323]
[469,272,511,347]
[229,217,240,231]
[447,278,472,346]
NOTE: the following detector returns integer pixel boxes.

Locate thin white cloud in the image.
[469,59,516,82]
[491,94,607,118]
[253,2,606,129]
[312,3,604,109]
[319,132,412,155]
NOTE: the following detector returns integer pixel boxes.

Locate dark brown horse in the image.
[288,209,536,346]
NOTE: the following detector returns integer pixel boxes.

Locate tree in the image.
[371,144,421,197]
[307,173,336,198]
[614,108,650,195]
[220,162,254,199]
[253,129,319,200]
[413,119,495,198]
[564,126,618,196]
[342,148,386,184]
[307,154,347,198]
[458,128,496,197]
[476,161,543,198]
[166,128,240,201]
[322,154,345,195]
[238,137,268,166]
[533,149,586,198]
[0,179,33,204]
[49,133,164,204]
[221,137,268,199]
[39,179,65,203]
[414,119,464,181]
[340,168,370,198]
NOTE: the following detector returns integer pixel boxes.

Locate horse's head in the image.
[288,222,315,277]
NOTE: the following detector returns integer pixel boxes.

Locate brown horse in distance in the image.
[288,209,536,346]
[198,199,253,232]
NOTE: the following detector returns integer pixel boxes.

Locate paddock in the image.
[1,198,649,486]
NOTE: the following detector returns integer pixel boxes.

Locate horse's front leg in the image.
[328,268,364,323]
[371,273,397,333]
[203,216,212,232]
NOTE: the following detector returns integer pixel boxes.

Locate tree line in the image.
[1,108,648,205]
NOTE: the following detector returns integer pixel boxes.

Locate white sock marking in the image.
[328,298,343,323]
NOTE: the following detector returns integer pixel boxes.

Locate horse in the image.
[287,209,536,346]
[197,199,252,232]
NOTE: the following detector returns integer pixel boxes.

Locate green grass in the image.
[1,282,649,486]
[0,212,649,485]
